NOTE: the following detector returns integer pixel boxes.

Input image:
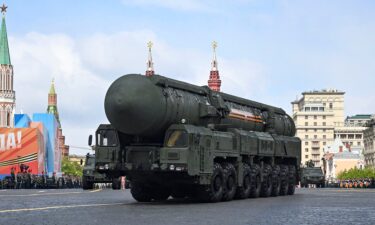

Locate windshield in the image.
[97,129,118,147]
[86,157,95,166]
[166,130,188,147]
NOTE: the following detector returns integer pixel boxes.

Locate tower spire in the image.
[208,41,221,92]
[47,78,60,126]
[0,3,10,65]
[145,41,154,76]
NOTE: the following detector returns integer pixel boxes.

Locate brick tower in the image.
[0,4,15,127]
[46,79,70,156]
[208,41,221,92]
[145,41,154,76]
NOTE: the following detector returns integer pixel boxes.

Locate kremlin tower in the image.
[208,41,221,92]
[47,79,69,157]
[145,41,154,76]
[0,4,15,127]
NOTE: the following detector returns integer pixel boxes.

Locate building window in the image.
[305,116,308,119]
[323,129,326,132]
[305,135,309,139]
[329,103,333,109]
[323,116,326,119]
[305,129,308,132]
[357,142,361,146]
[314,129,317,132]
[314,122,317,126]
[305,155,308,159]
[323,142,326,145]
[305,142,309,146]
[314,115,317,119]
[305,148,308,152]
[305,122,308,126]
[314,135,317,139]
[323,135,326,139]
[323,122,326,126]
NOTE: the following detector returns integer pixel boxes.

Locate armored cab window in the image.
[97,130,118,147]
[166,130,188,147]
[86,157,94,166]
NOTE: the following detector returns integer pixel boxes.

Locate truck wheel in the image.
[235,163,251,199]
[279,165,289,196]
[82,176,94,190]
[222,163,237,201]
[288,165,296,195]
[130,182,152,202]
[271,165,281,197]
[151,188,171,201]
[197,163,224,202]
[260,164,273,197]
[249,164,261,198]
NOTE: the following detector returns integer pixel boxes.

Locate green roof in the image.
[0,16,11,65]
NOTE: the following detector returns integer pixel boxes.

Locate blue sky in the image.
[5,0,375,154]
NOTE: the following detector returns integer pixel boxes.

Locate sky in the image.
[4,0,375,155]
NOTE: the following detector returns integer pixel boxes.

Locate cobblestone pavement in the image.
[0,188,374,225]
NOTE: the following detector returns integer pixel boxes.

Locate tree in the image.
[61,157,83,177]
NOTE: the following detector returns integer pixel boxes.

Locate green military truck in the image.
[81,153,121,190]
[300,167,325,188]
[90,74,301,202]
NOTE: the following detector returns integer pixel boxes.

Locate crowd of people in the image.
[0,164,82,189]
[338,179,374,188]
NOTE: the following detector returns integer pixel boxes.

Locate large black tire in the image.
[260,164,273,197]
[130,182,152,202]
[222,163,237,201]
[235,163,252,199]
[271,165,281,197]
[197,163,224,202]
[82,176,94,190]
[112,177,121,190]
[249,164,261,198]
[279,165,289,196]
[288,165,296,195]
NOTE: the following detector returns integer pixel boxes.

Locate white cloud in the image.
[10,30,267,155]
[121,0,210,12]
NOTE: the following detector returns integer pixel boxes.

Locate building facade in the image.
[291,89,345,167]
[0,9,15,128]
[363,120,375,167]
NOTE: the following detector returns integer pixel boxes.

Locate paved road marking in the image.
[0,189,104,197]
[0,202,124,213]
[0,191,82,197]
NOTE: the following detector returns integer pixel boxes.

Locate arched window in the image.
[6,111,10,127]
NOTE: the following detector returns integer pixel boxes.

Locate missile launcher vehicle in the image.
[90,74,301,202]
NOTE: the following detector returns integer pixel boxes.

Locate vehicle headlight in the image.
[104,164,109,170]
[169,164,175,170]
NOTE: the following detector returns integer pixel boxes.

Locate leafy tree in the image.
[337,167,375,180]
[61,157,83,176]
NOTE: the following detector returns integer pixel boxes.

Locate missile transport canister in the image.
[92,74,301,202]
